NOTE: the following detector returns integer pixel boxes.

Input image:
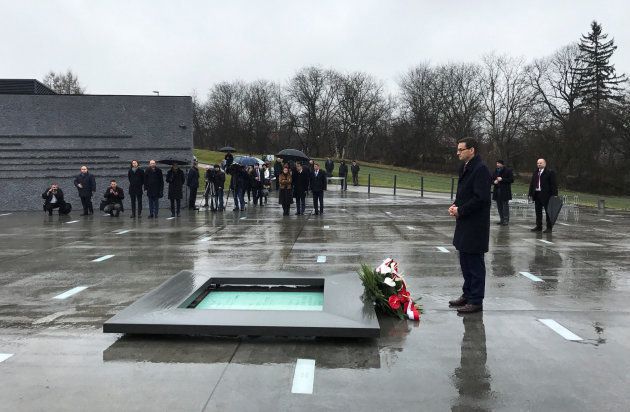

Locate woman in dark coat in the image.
[128,160,145,218]
[74,165,96,215]
[166,163,185,217]
[278,165,293,216]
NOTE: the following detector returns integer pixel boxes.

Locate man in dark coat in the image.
[293,162,309,215]
[528,158,558,233]
[166,163,185,217]
[74,165,96,215]
[351,160,360,186]
[103,180,125,217]
[186,161,200,210]
[491,160,514,226]
[212,164,226,211]
[230,165,247,211]
[325,158,334,177]
[338,160,348,191]
[224,152,234,170]
[273,158,283,190]
[448,137,491,314]
[144,159,164,219]
[310,163,327,215]
[128,160,145,218]
[42,183,66,215]
[252,163,264,206]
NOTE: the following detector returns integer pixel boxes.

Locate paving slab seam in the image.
[201,340,241,412]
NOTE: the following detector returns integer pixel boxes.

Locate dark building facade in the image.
[0,79,56,95]
[0,93,193,211]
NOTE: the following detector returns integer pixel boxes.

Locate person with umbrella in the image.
[224,152,234,171]
[278,163,293,216]
[166,163,185,217]
[144,160,164,218]
[528,158,558,233]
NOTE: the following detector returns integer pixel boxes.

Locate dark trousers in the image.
[130,193,142,216]
[496,200,509,223]
[312,191,324,214]
[340,176,347,190]
[170,198,181,215]
[234,188,245,210]
[45,203,60,215]
[295,192,306,214]
[352,174,359,185]
[80,196,93,214]
[534,193,552,229]
[104,203,122,216]
[253,187,263,205]
[459,252,486,305]
[214,188,224,210]
[188,186,198,209]
[148,196,159,217]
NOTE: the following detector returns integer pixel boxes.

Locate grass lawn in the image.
[193,149,630,210]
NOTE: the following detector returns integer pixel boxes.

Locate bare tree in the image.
[205,81,245,149]
[42,69,86,94]
[437,63,483,140]
[287,66,338,155]
[480,54,536,162]
[243,80,278,152]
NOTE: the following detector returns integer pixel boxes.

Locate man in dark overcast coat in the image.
[448,137,491,314]
[528,158,558,233]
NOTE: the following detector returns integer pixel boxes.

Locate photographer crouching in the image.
[103,180,125,217]
[42,183,67,215]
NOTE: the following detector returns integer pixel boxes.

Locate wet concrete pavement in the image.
[0,190,629,411]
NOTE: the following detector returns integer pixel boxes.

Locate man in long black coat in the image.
[448,137,491,314]
[292,162,309,215]
[491,160,513,226]
[166,163,185,217]
[144,160,164,219]
[338,160,348,191]
[528,158,558,233]
[186,161,200,210]
[128,160,145,218]
[74,165,96,215]
[310,163,327,215]
[325,158,334,177]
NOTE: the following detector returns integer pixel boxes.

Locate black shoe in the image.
[176,213,180,217]
[449,296,467,307]
[543,227,553,233]
[48,211,53,216]
[148,215,153,219]
[501,222,509,226]
[130,214,135,219]
[314,212,319,215]
[530,226,542,232]
[240,208,245,211]
[457,304,483,314]
[80,212,88,216]
[495,221,503,225]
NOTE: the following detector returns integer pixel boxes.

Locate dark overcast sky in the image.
[2,0,629,97]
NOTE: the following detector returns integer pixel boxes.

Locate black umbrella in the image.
[234,156,260,167]
[276,148,310,162]
[157,159,191,166]
[219,146,236,153]
[547,195,564,225]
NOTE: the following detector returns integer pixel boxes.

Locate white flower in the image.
[383,277,396,287]
[376,263,391,274]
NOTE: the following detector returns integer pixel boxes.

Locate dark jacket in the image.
[166,168,185,200]
[128,168,145,195]
[252,168,264,189]
[338,163,348,177]
[42,188,65,207]
[491,166,513,201]
[293,169,310,195]
[351,164,360,175]
[230,168,248,190]
[224,153,234,169]
[273,160,283,177]
[325,159,334,175]
[528,168,558,204]
[213,170,226,190]
[310,170,328,192]
[187,167,200,189]
[452,155,492,254]
[144,167,164,198]
[74,172,96,198]
[104,186,125,205]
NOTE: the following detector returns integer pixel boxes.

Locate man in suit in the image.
[528,158,558,233]
[74,165,96,216]
[325,158,334,177]
[491,160,514,226]
[338,160,348,191]
[252,163,264,206]
[448,137,491,314]
[310,163,327,215]
[292,162,309,215]
[144,159,164,219]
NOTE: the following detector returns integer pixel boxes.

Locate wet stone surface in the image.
[0,191,629,411]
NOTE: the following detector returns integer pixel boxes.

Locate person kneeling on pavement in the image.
[42,183,66,215]
[103,180,125,217]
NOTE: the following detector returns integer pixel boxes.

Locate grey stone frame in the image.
[103,271,380,338]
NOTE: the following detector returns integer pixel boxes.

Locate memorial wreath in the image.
[359,258,422,321]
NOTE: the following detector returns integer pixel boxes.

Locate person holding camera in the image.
[103,180,125,217]
[42,183,65,215]
[213,164,226,211]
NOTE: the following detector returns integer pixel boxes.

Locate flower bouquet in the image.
[358,258,422,320]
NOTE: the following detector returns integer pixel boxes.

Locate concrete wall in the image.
[0,94,193,211]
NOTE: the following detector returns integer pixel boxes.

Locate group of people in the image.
[43,160,203,218]
[322,158,360,190]
[449,137,559,314]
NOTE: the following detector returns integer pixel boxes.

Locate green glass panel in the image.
[195,291,324,311]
